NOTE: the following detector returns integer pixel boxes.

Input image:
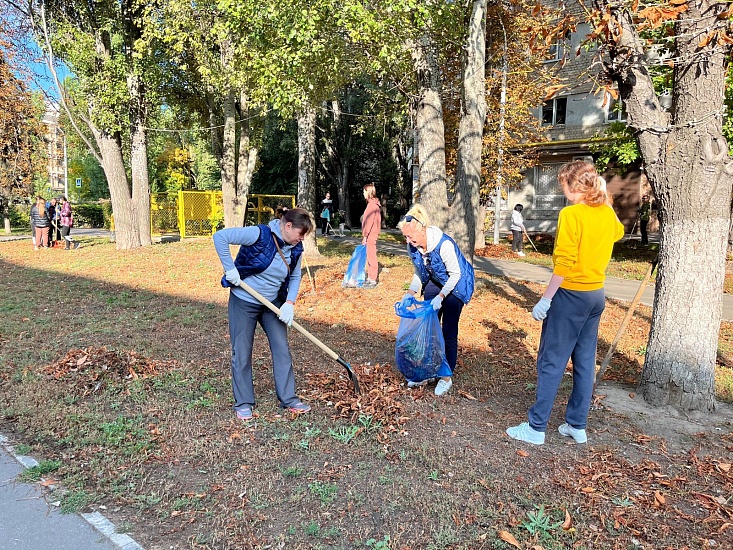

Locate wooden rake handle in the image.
[594,257,658,390]
[234,280,361,394]
[236,280,338,361]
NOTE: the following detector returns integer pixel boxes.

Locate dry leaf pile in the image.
[42,346,178,395]
[557,448,733,539]
[304,363,410,433]
[475,245,521,259]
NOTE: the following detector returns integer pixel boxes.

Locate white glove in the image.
[225,268,241,286]
[430,295,443,312]
[532,297,552,321]
[278,302,294,326]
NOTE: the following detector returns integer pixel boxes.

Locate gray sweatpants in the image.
[227,293,299,409]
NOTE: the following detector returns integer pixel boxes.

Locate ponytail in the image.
[558,161,613,206]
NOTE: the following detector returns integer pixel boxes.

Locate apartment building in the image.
[504,4,655,235]
[42,101,66,198]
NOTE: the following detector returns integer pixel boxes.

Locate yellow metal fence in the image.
[149,192,295,238]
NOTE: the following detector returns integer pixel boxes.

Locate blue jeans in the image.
[424,282,465,374]
[228,293,299,408]
[528,287,605,431]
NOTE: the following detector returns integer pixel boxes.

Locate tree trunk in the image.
[128,72,152,247]
[449,0,487,261]
[236,91,257,224]
[411,35,449,226]
[221,90,238,227]
[297,105,320,256]
[96,129,140,250]
[607,1,731,411]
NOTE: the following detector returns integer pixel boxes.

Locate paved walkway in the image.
[0,435,143,550]
[326,231,733,321]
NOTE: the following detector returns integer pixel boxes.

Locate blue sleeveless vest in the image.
[220,224,303,302]
[408,233,474,304]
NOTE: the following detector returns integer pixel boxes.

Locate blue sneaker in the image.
[235,405,253,421]
[506,422,545,445]
[558,423,588,443]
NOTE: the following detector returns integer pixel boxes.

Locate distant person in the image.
[510,204,526,257]
[507,160,624,446]
[30,196,50,250]
[320,192,334,235]
[48,197,61,247]
[214,208,314,420]
[638,195,651,245]
[398,204,475,396]
[360,184,381,288]
[59,196,80,250]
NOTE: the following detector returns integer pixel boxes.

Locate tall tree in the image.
[0,46,45,233]
[593,0,732,411]
[449,0,488,256]
[17,0,157,249]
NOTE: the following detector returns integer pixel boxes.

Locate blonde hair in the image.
[557,160,613,207]
[363,184,377,201]
[398,204,430,229]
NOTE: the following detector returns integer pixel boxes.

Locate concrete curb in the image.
[0,433,145,550]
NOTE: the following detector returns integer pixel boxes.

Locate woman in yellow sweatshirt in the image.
[507,161,625,445]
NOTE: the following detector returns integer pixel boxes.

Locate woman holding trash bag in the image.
[506,161,624,446]
[360,184,381,288]
[398,205,475,396]
[213,207,314,421]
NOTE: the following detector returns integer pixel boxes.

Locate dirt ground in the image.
[1,237,732,549]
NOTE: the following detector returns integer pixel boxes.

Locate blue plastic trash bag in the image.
[342,244,367,288]
[394,296,451,383]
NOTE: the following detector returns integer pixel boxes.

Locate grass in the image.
[1,236,732,548]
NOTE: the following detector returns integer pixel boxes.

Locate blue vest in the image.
[408,233,474,304]
[220,224,303,302]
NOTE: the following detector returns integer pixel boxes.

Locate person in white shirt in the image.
[511,204,526,257]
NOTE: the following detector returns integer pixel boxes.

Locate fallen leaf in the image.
[581,486,596,493]
[457,390,477,400]
[40,478,58,487]
[654,491,666,506]
[629,393,635,398]
[498,530,521,549]
[516,449,529,458]
[718,462,731,473]
[76,355,88,366]
[562,508,573,530]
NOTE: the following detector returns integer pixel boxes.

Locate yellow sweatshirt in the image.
[553,203,625,291]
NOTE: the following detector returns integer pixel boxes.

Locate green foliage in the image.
[72,203,105,228]
[327,425,359,444]
[521,505,563,537]
[18,459,62,482]
[589,122,640,173]
[8,203,30,228]
[366,535,391,549]
[308,481,338,506]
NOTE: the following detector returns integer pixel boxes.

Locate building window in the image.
[542,97,567,126]
[545,32,571,62]
[531,164,567,210]
[606,94,626,123]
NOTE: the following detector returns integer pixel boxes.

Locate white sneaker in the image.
[506,422,545,445]
[558,423,588,443]
[434,378,452,396]
[406,379,429,388]
[516,251,526,257]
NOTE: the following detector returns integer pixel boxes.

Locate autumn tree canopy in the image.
[0,43,45,231]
